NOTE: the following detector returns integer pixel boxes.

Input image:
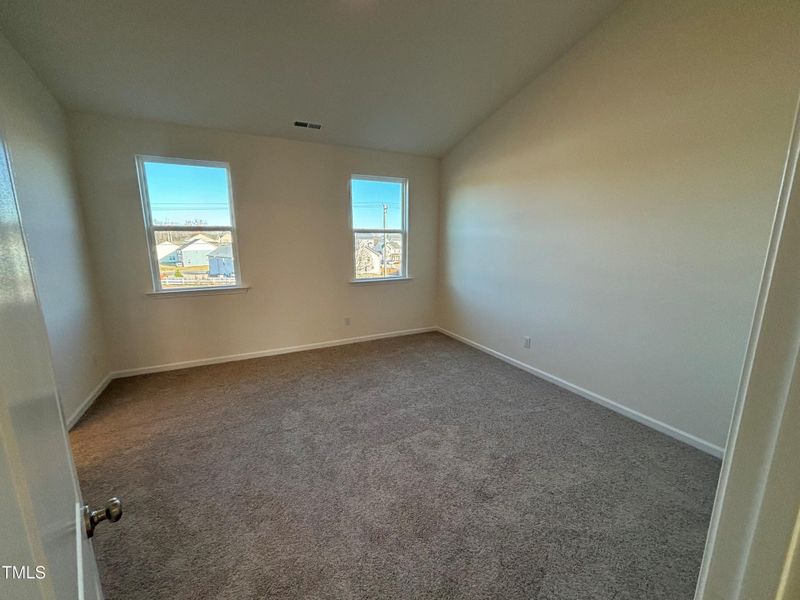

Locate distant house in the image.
[208,244,234,277]
[156,241,180,265]
[355,241,383,277]
[177,236,218,268]
[375,238,402,269]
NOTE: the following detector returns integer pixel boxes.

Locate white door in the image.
[0,132,104,599]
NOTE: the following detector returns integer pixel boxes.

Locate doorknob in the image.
[82,497,122,538]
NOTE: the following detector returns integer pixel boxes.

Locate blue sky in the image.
[144,161,232,226]
[351,178,403,230]
[144,162,403,230]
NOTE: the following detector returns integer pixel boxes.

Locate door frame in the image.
[0,114,102,600]
[695,92,800,599]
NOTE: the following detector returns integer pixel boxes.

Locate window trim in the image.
[135,154,244,293]
[349,174,409,282]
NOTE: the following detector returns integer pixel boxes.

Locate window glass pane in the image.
[144,161,232,227]
[351,178,403,230]
[154,230,236,289]
[354,232,403,279]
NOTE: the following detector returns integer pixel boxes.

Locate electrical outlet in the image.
[523,336,532,349]
[344,317,351,326]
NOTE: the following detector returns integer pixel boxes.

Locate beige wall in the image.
[68,113,439,372]
[0,33,108,423]
[438,0,800,450]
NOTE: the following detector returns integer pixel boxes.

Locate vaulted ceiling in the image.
[0,0,621,156]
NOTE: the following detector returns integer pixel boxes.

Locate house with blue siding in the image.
[208,244,234,277]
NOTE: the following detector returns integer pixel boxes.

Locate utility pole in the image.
[382,203,388,277]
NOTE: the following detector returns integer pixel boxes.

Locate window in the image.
[136,156,242,292]
[350,175,408,281]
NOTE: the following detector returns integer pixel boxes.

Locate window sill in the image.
[349,277,413,285]
[147,286,250,298]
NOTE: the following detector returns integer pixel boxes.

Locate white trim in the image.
[135,154,230,169]
[66,373,112,429]
[147,285,250,298]
[109,327,437,378]
[350,173,407,184]
[67,327,436,429]
[68,325,723,459]
[349,174,409,281]
[350,277,413,285]
[135,154,244,293]
[694,93,800,600]
[75,501,85,600]
[437,327,724,458]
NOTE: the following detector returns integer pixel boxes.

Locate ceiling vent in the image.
[294,121,322,130]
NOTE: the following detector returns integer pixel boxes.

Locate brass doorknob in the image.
[82,497,122,538]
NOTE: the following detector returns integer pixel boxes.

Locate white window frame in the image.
[136,155,244,293]
[349,174,409,282]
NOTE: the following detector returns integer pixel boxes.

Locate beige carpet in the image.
[71,332,720,599]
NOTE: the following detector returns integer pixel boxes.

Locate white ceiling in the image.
[0,0,621,156]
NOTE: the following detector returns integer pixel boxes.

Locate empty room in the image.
[1,1,800,599]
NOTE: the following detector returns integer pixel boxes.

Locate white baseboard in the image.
[436,327,724,458]
[69,326,437,429]
[110,327,437,378]
[66,373,112,429]
[68,324,725,459]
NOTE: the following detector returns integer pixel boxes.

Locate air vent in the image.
[294,121,322,130]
